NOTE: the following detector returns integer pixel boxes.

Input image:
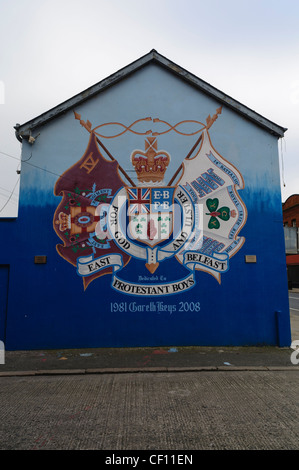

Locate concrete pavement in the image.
[0,342,298,376]
[1,368,299,450]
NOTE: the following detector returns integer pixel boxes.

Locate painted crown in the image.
[131,137,170,183]
[55,212,70,232]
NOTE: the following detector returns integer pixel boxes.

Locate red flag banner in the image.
[53,132,130,289]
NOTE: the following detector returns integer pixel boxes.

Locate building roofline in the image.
[283,194,299,207]
[14,49,287,142]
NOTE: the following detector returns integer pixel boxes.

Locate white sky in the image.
[0,0,298,216]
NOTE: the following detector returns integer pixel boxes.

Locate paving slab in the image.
[0,345,298,377]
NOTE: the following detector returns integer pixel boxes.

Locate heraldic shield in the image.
[126,186,176,247]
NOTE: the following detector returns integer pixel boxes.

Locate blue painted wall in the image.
[0,63,291,349]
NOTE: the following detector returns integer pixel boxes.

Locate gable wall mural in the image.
[1,62,291,349]
[53,108,247,296]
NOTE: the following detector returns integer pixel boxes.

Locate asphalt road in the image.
[289,291,299,316]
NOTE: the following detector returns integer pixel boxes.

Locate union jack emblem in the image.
[127,187,150,214]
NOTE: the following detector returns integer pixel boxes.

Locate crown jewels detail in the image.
[131,137,170,184]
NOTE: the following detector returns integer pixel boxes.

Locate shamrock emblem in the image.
[206,198,235,229]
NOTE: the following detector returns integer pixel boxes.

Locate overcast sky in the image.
[0,0,298,216]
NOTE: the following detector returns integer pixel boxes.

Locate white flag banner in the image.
[176,129,247,282]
